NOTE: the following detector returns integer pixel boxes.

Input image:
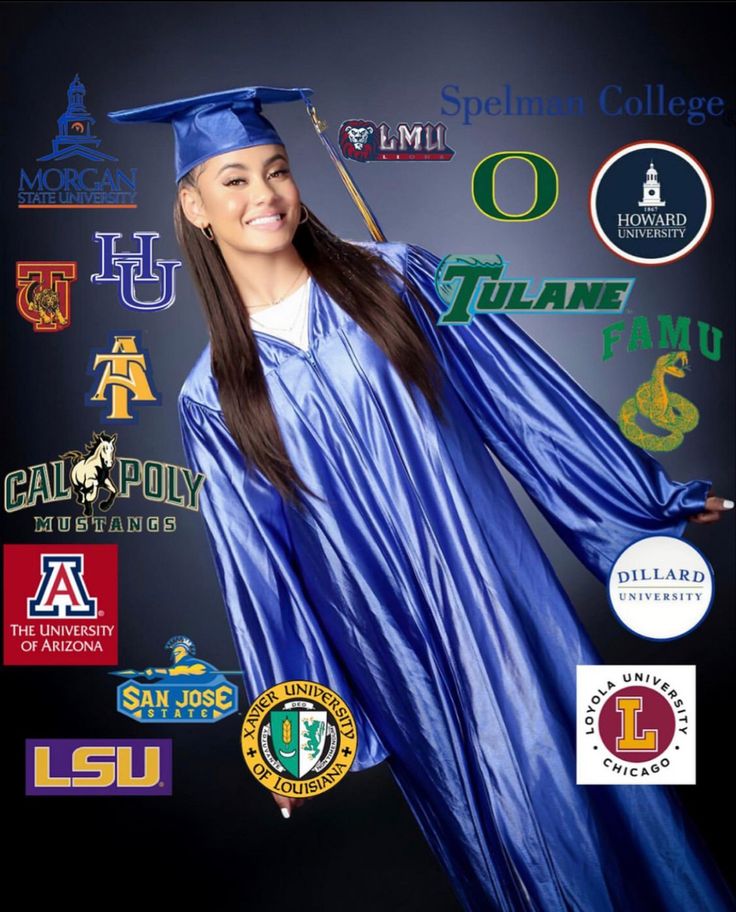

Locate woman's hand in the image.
[271,791,309,819]
[688,494,734,525]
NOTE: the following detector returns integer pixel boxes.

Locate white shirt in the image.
[248,278,311,351]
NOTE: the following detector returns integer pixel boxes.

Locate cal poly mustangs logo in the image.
[577,666,695,784]
[3,431,205,533]
[589,141,714,265]
[86,332,160,421]
[91,232,181,312]
[242,681,357,798]
[18,75,137,209]
[3,544,118,665]
[113,636,239,723]
[16,262,77,332]
[338,119,454,162]
[434,255,634,323]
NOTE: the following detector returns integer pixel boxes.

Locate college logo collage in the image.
[5,76,725,798]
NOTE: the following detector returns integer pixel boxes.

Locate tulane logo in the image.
[91,232,181,312]
[112,636,239,723]
[242,681,357,798]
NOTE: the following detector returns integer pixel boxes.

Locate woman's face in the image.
[180,143,302,257]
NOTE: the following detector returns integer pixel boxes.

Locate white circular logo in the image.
[607,536,714,640]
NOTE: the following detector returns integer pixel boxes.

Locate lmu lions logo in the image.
[339,120,378,162]
[338,119,454,163]
[60,432,118,517]
[16,262,77,332]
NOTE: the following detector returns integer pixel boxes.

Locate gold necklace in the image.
[247,267,308,313]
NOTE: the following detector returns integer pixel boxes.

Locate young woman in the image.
[111,87,733,912]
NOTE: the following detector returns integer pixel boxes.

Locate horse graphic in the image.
[60,431,118,517]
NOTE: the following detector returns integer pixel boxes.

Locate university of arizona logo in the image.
[16,262,77,332]
[86,333,160,422]
[112,635,239,723]
[18,75,137,209]
[3,544,118,665]
[91,232,181,312]
[28,554,96,617]
[338,119,454,162]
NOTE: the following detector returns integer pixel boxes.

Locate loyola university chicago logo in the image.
[3,544,118,665]
[112,636,239,723]
[338,119,454,162]
[16,262,77,332]
[242,681,357,798]
[577,666,695,784]
[18,75,137,209]
[589,141,713,265]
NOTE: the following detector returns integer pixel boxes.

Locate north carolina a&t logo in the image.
[86,332,160,421]
[242,680,357,798]
[16,262,77,332]
[113,636,239,722]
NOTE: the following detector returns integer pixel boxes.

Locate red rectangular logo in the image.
[3,544,118,665]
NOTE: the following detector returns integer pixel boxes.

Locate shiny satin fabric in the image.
[179,243,732,911]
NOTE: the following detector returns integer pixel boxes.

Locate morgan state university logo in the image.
[4,431,205,534]
[338,119,454,162]
[86,333,160,422]
[112,636,239,723]
[16,262,77,332]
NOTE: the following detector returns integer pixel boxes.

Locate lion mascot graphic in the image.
[339,120,377,162]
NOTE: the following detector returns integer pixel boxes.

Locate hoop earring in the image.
[200,224,215,241]
[298,204,309,226]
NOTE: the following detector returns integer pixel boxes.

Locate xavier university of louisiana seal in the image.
[241,680,357,797]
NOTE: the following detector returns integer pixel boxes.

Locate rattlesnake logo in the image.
[618,351,699,451]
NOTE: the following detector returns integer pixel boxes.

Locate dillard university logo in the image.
[3,544,118,666]
[3,431,205,534]
[18,75,137,209]
[91,232,181,312]
[242,681,358,798]
[112,636,239,723]
[86,332,160,422]
[16,262,77,333]
[434,255,635,322]
[338,119,454,162]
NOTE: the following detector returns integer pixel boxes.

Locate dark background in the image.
[2,2,733,908]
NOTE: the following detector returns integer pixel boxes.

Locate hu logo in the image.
[91,232,181,312]
[28,554,97,618]
[16,262,77,332]
[87,333,160,421]
[60,431,118,517]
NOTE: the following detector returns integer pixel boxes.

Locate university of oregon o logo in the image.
[241,680,357,797]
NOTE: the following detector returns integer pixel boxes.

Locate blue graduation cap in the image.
[108,84,385,240]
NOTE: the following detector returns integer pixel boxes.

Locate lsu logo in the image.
[26,740,172,795]
[3,544,118,665]
[338,119,454,162]
[16,262,77,332]
[86,333,160,422]
[113,635,239,723]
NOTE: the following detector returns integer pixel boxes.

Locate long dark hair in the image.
[174,178,446,510]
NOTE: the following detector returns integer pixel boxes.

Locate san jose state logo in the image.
[589,141,713,265]
[242,681,357,797]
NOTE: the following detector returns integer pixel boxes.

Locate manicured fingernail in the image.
[281,807,290,819]
[723,499,734,510]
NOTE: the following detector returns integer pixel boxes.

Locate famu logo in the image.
[338,119,454,162]
[112,636,239,723]
[18,74,137,209]
[3,544,118,666]
[434,255,634,323]
[242,681,357,797]
[3,431,205,533]
[577,665,695,784]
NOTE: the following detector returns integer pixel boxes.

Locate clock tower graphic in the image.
[638,160,666,209]
[37,74,117,163]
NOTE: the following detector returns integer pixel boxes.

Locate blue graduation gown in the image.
[179,242,732,912]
